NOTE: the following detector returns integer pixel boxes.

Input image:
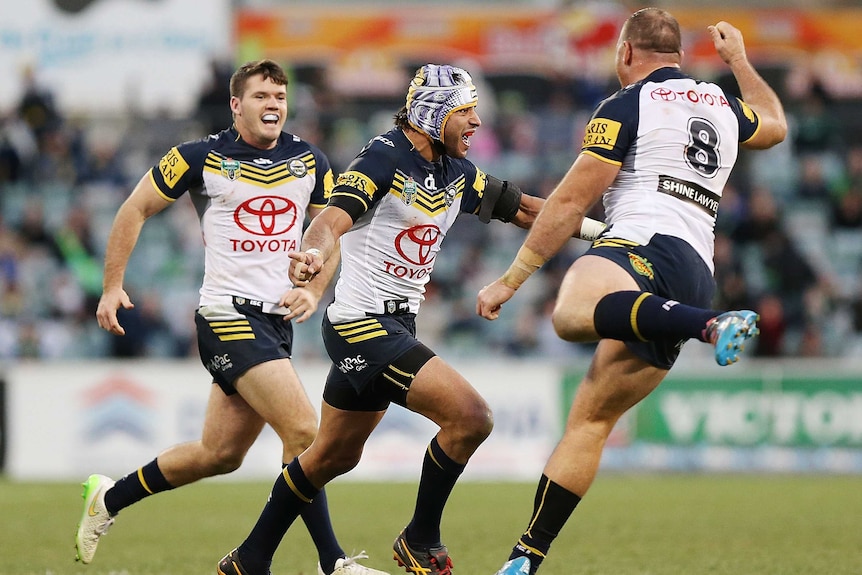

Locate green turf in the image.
[3,474,860,574]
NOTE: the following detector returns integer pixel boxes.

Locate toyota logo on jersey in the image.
[395,224,442,265]
[234,196,299,236]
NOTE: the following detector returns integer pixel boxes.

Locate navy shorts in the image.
[321,311,435,411]
[195,299,293,395]
[585,233,716,369]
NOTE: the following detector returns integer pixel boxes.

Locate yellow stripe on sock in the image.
[282,468,313,503]
[516,538,546,558]
[137,468,153,494]
[630,292,651,342]
[525,479,551,538]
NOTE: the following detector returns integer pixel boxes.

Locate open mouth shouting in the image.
[462,130,475,149]
[262,113,280,126]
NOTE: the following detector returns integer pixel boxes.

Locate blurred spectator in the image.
[793,155,833,201]
[752,292,786,357]
[194,58,234,135]
[712,232,751,312]
[108,291,171,358]
[731,186,781,244]
[830,185,862,229]
[16,199,54,252]
[16,65,61,140]
[790,82,843,156]
[50,205,103,317]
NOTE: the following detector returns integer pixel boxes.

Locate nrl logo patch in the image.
[221,159,241,181]
[628,252,654,280]
[287,158,308,178]
[444,185,457,207]
[402,177,417,206]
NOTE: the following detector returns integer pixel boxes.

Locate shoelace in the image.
[342,550,370,565]
[94,517,115,536]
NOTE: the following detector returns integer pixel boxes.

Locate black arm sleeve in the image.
[328,193,367,223]
[478,175,522,224]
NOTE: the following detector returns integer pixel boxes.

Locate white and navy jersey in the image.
[582,67,760,272]
[326,128,491,321]
[149,127,334,311]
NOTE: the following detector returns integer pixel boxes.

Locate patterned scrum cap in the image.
[406,64,478,142]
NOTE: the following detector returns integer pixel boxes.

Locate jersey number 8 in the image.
[685,118,720,178]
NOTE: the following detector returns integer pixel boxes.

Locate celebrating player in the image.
[216,63,604,575]
[76,59,386,575]
[476,9,788,575]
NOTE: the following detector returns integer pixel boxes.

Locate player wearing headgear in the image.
[216,63,604,575]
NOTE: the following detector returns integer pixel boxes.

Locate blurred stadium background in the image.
[1,0,862,485]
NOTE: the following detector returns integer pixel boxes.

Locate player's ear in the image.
[623,41,634,66]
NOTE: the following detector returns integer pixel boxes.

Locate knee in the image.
[277,419,318,458]
[552,305,592,342]
[456,401,494,447]
[313,447,363,479]
[207,447,246,475]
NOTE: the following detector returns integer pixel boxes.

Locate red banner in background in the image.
[236,6,862,97]
[237,6,862,64]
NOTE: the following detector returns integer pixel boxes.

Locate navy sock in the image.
[594,291,717,343]
[238,457,317,571]
[406,436,466,548]
[509,475,581,574]
[298,477,345,574]
[104,459,173,515]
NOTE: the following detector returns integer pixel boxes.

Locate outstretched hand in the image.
[288,250,324,287]
[95,287,134,335]
[476,280,516,321]
[708,21,747,67]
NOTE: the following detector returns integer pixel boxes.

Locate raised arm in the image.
[709,21,787,149]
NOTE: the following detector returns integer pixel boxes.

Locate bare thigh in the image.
[553,254,640,342]
[233,357,319,462]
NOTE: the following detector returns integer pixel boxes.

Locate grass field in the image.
[4,473,861,575]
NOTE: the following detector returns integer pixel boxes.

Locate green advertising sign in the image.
[637,376,862,447]
[563,366,862,448]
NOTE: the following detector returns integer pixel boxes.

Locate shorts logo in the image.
[402,177,417,206]
[221,159,241,181]
[628,253,654,280]
[287,158,308,178]
[337,354,368,373]
[207,353,233,373]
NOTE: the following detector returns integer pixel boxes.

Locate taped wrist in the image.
[500,246,546,290]
[478,175,522,223]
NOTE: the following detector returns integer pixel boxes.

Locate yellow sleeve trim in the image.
[148,170,177,202]
[581,150,622,167]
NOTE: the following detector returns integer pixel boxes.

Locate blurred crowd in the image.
[2,58,862,363]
